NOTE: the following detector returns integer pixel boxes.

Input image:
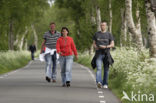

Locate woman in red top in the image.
[56,27,78,87]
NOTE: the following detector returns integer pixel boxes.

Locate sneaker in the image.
[103,85,108,89]
[66,81,70,87]
[97,82,102,88]
[45,76,51,83]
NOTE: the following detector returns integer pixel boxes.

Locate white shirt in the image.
[45,47,59,59]
[39,47,59,62]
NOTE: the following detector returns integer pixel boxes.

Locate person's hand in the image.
[95,46,99,50]
[99,45,107,49]
[94,45,99,50]
[59,52,62,56]
[75,55,78,60]
[40,50,44,54]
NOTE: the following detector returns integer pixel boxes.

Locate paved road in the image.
[0,60,121,103]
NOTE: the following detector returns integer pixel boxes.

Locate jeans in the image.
[59,56,73,85]
[96,54,109,85]
[31,52,34,60]
[45,52,57,80]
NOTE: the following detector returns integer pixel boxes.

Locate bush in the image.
[0,51,31,74]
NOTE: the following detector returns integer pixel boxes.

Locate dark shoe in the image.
[66,81,70,87]
[46,76,51,83]
[52,79,56,83]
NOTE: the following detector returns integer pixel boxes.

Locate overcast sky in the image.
[48,0,55,7]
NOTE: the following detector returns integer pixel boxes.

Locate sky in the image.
[48,0,55,7]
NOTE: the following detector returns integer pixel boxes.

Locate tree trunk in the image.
[89,10,96,55]
[19,35,25,50]
[128,31,132,46]
[109,0,112,33]
[24,39,28,50]
[136,5,142,41]
[125,0,143,49]
[120,8,127,47]
[19,27,28,50]
[96,6,101,31]
[89,45,94,55]
[143,37,148,48]
[145,0,156,58]
[31,24,38,50]
[91,3,96,25]
[8,20,14,50]
[14,35,19,46]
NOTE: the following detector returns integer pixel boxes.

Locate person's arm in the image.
[56,39,61,55]
[93,40,99,50]
[40,40,45,54]
[99,41,115,49]
[106,41,114,48]
[71,38,78,60]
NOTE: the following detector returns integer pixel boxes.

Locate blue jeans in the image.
[45,52,57,80]
[31,52,34,60]
[96,54,109,85]
[59,56,73,85]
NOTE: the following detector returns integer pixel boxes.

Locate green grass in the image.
[0,50,32,74]
[76,47,156,103]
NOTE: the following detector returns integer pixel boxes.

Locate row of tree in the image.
[0,0,49,50]
[54,0,156,58]
[0,0,156,58]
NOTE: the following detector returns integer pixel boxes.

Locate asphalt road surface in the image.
[0,60,121,103]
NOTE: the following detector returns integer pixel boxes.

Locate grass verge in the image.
[0,50,31,75]
[76,47,156,103]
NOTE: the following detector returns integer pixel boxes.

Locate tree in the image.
[109,0,112,33]
[0,0,49,50]
[125,0,143,49]
[120,8,127,47]
[145,0,156,58]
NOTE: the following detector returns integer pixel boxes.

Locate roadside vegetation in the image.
[77,47,156,103]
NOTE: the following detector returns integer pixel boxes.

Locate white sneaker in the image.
[103,85,108,89]
[97,82,102,88]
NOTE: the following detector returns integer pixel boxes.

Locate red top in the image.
[56,36,78,56]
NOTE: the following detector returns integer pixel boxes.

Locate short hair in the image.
[50,22,55,25]
[61,27,69,36]
[101,21,107,24]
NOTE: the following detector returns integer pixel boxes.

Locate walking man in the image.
[40,22,61,83]
[93,21,115,88]
[29,43,36,60]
